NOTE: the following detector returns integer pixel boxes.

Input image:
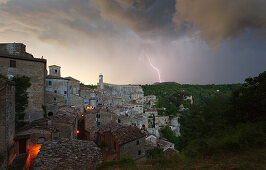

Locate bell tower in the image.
[98,74,104,90]
[49,65,61,77]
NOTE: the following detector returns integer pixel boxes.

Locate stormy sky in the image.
[0,0,265,85]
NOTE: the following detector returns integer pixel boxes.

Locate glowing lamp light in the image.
[86,106,94,110]
[77,130,80,134]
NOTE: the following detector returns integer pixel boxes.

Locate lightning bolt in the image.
[147,55,162,83]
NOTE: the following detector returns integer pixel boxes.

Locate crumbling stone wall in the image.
[0,79,15,169]
[0,43,26,56]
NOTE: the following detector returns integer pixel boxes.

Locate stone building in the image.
[66,76,80,96]
[123,104,143,114]
[0,78,16,169]
[45,65,84,111]
[14,119,59,169]
[157,139,175,151]
[0,43,46,121]
[12,110,78,169]
[117,114,148,129]
[155,116,170,127]
[96,122,146,161]
[84,108,116,136]
[33,138,103,170]
[97,74,143,102]
[130,92,144,102]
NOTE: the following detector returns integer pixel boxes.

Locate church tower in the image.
[98,74,104,90]
[49,65,61,77]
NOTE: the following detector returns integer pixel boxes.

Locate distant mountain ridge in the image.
[153,82,179,85]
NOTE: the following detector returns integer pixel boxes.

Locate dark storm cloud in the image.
[91,0,179,40]
[174,0,266,46]
[2,0,266,44]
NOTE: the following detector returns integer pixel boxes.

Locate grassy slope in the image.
[97,147,266,170]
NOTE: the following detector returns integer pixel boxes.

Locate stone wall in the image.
[119,136,146,160]
[0,56,46,121]
[69,94,84,111]
[101,83,143,102]
[0,79,15,169]
[0,43,26,56]
[45,91,67,115]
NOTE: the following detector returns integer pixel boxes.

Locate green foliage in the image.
[96,157,135,170]
[161,126,179,149]
[80,83,97,89]
[14,76,31,128]
[226,71,266,124]
[150,147,164,159]
[142,83,241,116]
[177,71,266,156]
[0,74,8,79]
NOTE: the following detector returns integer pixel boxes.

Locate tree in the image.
[14,76,31,128]
[226,71,266,124]
[161,126,179,149]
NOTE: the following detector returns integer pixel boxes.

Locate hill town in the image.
[0,43,186,169]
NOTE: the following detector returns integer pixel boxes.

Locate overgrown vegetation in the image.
[80,83,97,89]
[161,126,179,149]
[14,76,31,129]
[177,71,266,155]
[142,83,241,116]
[96,157,136,170]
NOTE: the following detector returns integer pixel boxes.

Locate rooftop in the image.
[33,138,103,170]
[46,75,70,80]
[98,122,146,145]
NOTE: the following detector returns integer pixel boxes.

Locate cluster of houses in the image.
[0,43,181,169]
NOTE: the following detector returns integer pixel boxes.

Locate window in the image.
[55,69,57,74]
[48,112,53,116]
[37,137,45,144]
[54,90,57,93]
[10,60,16,68]
[138,150,141,155]
[48,81,52,86]
[54,97,56,101]
[136,140,139,145]
[114,142,116,150]
[64,91,67,94]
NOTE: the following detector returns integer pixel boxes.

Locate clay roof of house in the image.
[16,118,58,135]
[163,148,178,155]
[65,76,80,82]
[157,139,174,148]
[98,122,146,145]
[51,114,76,125]
[46,75,70,80]
[49,65,61,68]
[80,86,91,90]
[33,138,103,170]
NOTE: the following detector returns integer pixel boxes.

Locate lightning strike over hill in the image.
[147,55,162,83]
